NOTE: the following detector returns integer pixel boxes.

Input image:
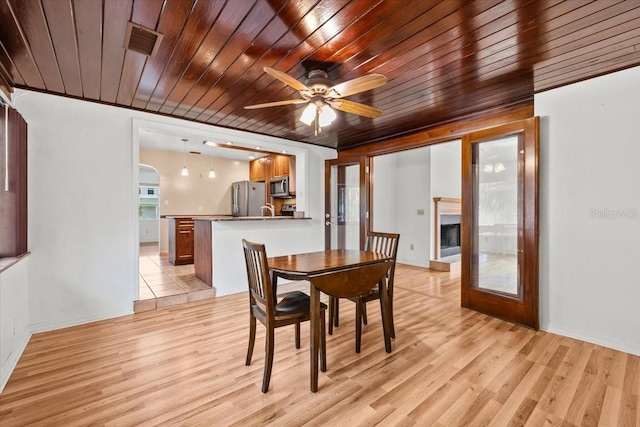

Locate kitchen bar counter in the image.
[193,216,318,296]
[195,215,310,221]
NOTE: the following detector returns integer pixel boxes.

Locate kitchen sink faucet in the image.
[260,203,275,217]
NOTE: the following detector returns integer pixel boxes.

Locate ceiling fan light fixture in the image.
[300,103,316,126]
[318,104,336,127]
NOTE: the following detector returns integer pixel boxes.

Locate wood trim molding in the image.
[433,198,461,260]
[337,104,533,158]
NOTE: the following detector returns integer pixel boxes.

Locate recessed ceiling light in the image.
[248,155,255,160]
[226,142,233,145]
[255,146,262,150]
[281,150,287,154]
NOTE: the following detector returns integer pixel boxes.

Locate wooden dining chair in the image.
[328,232,400,352]
[242,239,327,393]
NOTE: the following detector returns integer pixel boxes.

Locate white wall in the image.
[429,141,461,259]
[536,66,640,356]
[373,147,431,267]
[19,92,137,332]
[2,89,334,394]
[140,148,248,216]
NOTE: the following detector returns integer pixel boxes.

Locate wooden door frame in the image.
[460,117,539,329]
[324,156,368,250]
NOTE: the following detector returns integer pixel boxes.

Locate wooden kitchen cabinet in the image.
[249,158,265,181]
[250,154,293,181]
[249,154,296,203]
[272,154,290,177]
[168,217,194,265]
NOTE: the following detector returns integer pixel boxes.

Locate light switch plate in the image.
[417,209,425,215]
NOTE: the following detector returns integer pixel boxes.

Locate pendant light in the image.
[180,138,189,176]
[208,149,216,179]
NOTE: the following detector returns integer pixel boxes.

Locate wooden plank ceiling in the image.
[1,0,639,151]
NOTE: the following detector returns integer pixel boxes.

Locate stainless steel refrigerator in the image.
[231,181,265,217]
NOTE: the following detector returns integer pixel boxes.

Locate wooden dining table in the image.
[268,249,393,392]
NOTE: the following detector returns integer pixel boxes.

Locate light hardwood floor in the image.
[0,265,638,426]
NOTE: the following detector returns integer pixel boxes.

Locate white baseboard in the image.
[29,309,134,335]
[541,324,640,357]
[0,328,32,394]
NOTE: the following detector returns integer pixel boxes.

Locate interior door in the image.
[325,157,366,250]
[461,117,539,328]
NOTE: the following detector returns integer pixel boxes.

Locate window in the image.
[0,104,28,258]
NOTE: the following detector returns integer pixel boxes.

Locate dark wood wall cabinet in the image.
[249,154,294,184]
[168,217,194,265]
[0,105,28,258]
[249,154,296,215]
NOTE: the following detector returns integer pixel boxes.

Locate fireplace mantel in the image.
[433,197,461,260]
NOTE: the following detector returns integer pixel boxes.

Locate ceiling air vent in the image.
[124,22,163,57]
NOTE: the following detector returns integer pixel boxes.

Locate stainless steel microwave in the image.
[269,176,289,198]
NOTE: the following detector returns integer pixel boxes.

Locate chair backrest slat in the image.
[365,231,400,286]
[365,232,399,260]
[242,239,274,312]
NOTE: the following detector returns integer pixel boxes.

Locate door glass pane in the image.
[472,135,521,296]
[330,164,360,249]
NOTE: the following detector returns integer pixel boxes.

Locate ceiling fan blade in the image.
[263,67,310,92]
[328,99,382,118]
[327,74,387,98]
[244,99,309,109]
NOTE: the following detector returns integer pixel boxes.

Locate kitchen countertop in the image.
[193,216,311,221]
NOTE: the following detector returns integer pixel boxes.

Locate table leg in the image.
[378,277,392,353]
[310,284,320,392]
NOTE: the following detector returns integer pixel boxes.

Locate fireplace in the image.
[440,215,461,257]
[432,197,461,261]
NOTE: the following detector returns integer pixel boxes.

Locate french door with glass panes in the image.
[461,118,539,328]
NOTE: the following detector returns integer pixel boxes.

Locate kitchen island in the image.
[194,216,317,296]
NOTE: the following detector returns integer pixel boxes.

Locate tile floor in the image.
[136,243,214,312]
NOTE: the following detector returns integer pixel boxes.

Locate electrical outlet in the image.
[164,200,169,206]
[410,244,414,250]
[198,206,203,212]
[417,209,425,216]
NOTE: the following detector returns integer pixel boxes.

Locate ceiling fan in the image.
[244,67,388,135]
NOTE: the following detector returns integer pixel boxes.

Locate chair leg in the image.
[320,309,327,372]
[328,297,335,335]
[262,327,275,393]
[246,314,256,365]
[355,298,362,353]
[388,289,395,339]
[362,300,368,325]
[295,322,301,349]
[334,298,339,327]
